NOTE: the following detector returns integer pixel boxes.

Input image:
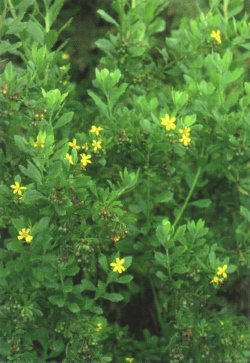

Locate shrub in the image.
[0,0,249,362]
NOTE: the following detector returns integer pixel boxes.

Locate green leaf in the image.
[227,264,237,273]
[99,254,109,272]
[27,20,44,44]
[244,82,250,93]
[228,3,244,18]
[173,225,186,243]
[95,38,114,55]
[32,217,50,234]
[11,217,26,231]
[0,40,22,56]
[68,302,80,313]
[172,280,183,289]
[240,206,250,222]
[199,80,215,95]
[190,199,211,208]
[81,279,96,291]
[54,111,74,129]
[49,339,64,356]
[0,339,10,356]
[6,241,24,252]
[172,246,186,258]
[140,119,151,133]
[14,135,31,154]
[42,88,68,109]
[32,268,44,282]
[209,249,216,268]
[148,17,165,35]
[156,219,173,248]
[155,271,167,281]
[17,0,34,13]
[23,190,47,205]
[103,292,124,302]
[173,263,188,274]
[51,143,68,161]
[19,161,42,184]
[109,83,127,106]
[95,280,106,300]
[48,294,65,307]
[87,90,109,118]
[129,46,145,57]
[154,251,166,268]
[172,90,188,110]
[97,9,118,27]
[45,29,58,49]
[47,0,65,30]
[124,256,133,269]
[155,191,173,203]
[4,62,14,82]
[65,264,80,276]
[222,68,243,86]
[116,274,133,284]
[183,114,196,127]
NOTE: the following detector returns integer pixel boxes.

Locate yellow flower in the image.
[210,276,220,285]
[34,135,45,148]
[179,127,191,146]
[96,323,102,332]
[17,228,33,243]
[10,182,27,196]
[210,30,222,44]
[110,257,126,274]
[82,143,89,151]
[160,114,176,131]
[80,153,92,167]
[61,52,70,60]
[111,235,120,243]
[90,125,103,136]
[92,139,102,152]
[210,275,224,285]
[68,138,80,151]
[64,153,73,165]
[216,264,228,279]
[125,358,134,363]
[59,65,67,72]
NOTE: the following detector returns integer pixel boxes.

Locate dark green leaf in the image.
[23,190,47,205]
[68,302,80,313]
[54,111,74,129]
[19,162,42,184]
[117,274,133,284]
[103,293,124,302]
[190,199,211,208]
[48,295,65,307]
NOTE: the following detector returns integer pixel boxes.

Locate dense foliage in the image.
[0,0,249,362]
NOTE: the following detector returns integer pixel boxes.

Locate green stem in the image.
[223,0,229,24]
[2,0,7,19]
[173,166,201,229]
[149,276,164,333]
[7,0,16,18]
[166,248,172,280]
[146,151,150,231]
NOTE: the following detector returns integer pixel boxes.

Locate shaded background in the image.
[57,0,211,97]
